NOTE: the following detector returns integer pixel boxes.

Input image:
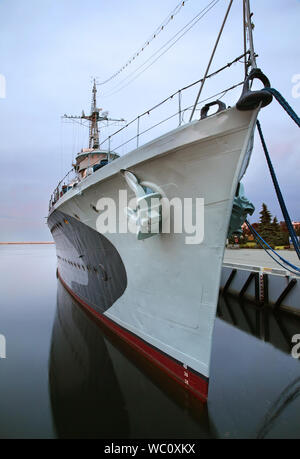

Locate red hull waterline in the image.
[57,270,209,402]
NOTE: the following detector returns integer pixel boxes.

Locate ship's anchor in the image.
[121,169,162,240]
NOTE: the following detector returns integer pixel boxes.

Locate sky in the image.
[0,0,299,241]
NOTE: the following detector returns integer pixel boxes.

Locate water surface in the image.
[0,245,299,439]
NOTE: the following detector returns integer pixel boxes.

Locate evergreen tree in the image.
[272,216,279,229]
[258,204,289,247]
[259,203,272,226]
[271,216,287,246]
[259,203,275,246]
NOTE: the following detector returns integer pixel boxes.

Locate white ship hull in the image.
[48,106,258,401]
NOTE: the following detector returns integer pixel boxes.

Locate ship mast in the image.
[244,0,257,73]
[89,79,100,149]
[63,78,124,151]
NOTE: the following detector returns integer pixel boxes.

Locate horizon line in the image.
[0,241,54,245]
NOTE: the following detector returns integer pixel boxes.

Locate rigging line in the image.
[81,82,237,166]
[102,0,221,98]
[102,0,219,97]
[99,0,189,86]
[61,56,244,175]
[181,81,244,121]
[180,52,248,92]
[60,81,243,176]
[101,77,244,156]
[111,82,244,152]
[97,82,244,159]
[189,0,233,121]
[53,79,243,191]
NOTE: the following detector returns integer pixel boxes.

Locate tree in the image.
[259,203,272,226]
[257,204,290,247]
[272,216,279,229]
[259,203,275,246]
[271,216,288,246]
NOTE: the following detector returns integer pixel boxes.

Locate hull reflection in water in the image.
[49,281,210,438]
[208,294,300,439]
[217,294,300,356]
[49,281,300,438]
[49,282,130,438]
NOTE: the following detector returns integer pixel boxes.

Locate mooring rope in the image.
[256,119,300,260]
[265,87,300,128]
[245,220,300,275]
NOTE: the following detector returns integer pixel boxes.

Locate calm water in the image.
[0,244,300,439]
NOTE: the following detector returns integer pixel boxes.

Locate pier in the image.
[221,249,300,315]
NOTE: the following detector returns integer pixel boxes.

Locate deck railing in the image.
[49,53,247,211]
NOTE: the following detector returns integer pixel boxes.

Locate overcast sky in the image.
[0,0,299,241]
